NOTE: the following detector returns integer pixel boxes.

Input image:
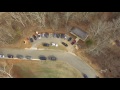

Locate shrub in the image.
[86,39,93,46]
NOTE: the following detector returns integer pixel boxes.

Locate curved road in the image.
[0,48,98,78]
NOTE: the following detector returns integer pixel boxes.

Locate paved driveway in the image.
[0,34,98,78]
[0,48,98,78]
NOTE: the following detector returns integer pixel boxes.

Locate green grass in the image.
[85,39,93,47]
[12,60,82,78]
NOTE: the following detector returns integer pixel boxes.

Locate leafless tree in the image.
[0,63,13,78]
[84,20,114,56]
[9,12,25,27]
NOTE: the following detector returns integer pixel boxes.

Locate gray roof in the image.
[70,27,88,41]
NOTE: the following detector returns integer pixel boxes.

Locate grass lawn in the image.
[11,60,82,78]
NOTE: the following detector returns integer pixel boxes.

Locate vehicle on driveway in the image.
[49,33,53,38]
[60,34,65,38]
[95,76,100,78]
[68,37,72,41]
[61,42,68,47]
[44,32,49,38]
[51,42,58,47]
[29,38,33,42]
[82,73,88,78]
[43,43,50,47]
[7,54,14,58]
[53,33,57,38]
[39,55,47,60]
[37,34,41,39]
[41,33,45,37]
[48,55,57,61]
[33,35,37,40]
[56,33,60,38]
[0,54,4,58]
[71,40,76,45]
[25,56,32,60]
[16,55,24,59]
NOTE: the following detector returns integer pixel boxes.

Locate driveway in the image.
[30,35,75,52]
[0,34,99,78]
[0,48,98,78]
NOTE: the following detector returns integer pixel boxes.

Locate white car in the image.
[51,43,58,47]
[37,34,41,39]
[41,33,45,37]
[0,54,5,58]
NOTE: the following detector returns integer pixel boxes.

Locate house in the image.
[70,27,88,41]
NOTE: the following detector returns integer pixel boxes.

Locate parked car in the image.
[7,54,14,58]
[82,73,88,78]
[39,55,47,60]
[44,32,49,38]
[61,42,68,47]
[33,35,37,40]
[0,54,4,58]
[51,42,58,47]
[53,33,57,38]
[95,76,100,78]
[48,55,57,61]
[37,34,41,39]
[25,56,32,60]
[60,34,65,38]
[29,38,33,42]
[71,40,76,45]
[43,43,50,47]
[41,33,45,37]
[49,33,53,38]
[16,55,24,59]
[68,37,72,41]
[56,33,60,38]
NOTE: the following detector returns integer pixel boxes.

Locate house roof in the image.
[70,27,88,41]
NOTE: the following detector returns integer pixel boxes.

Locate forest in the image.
[0,12,120,78]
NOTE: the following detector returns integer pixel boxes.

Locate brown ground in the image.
[1,12,119,78]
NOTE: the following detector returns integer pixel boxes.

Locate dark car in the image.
[62,42,68,47]
[7,54,14,58]
[43,43,50,47]
[44,32,49,38]
[56,33,60,38]
[71,40,76,45]
[82,73,88,78]
[53,33,57,38]
[95,76,100,78]
[33,35,37,40]
[29,38,33,42]
[48,56,57,61]
[25,56,32,60]
[39,55,47,60]
[61,34,65,38]
[68,37,72,41]
[16,55,24,59]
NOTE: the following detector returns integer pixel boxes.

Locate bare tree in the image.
[64,12,74,24]
[0,63,13,78]
[9,12,25,27]
[84,20,114,56]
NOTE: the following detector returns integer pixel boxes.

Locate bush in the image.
[86,39,93,46]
